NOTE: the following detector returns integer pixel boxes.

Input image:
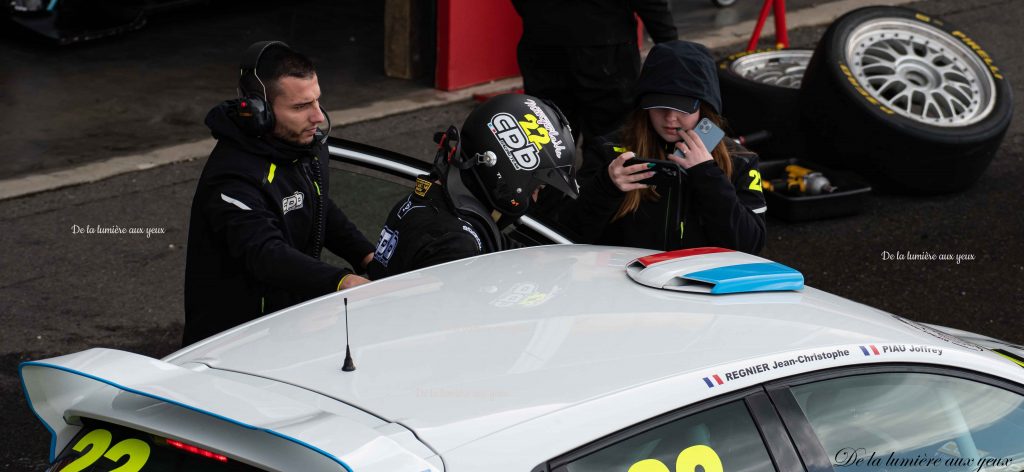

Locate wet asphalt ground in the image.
[2,0,1023,469]
[0,0,823,180]
[0,0,428,179]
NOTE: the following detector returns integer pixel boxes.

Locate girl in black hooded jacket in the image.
[566,40,767,253]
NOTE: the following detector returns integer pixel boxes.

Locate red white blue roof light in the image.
[626,248,804,294]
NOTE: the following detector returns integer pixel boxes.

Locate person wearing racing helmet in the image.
[366,94,581,279]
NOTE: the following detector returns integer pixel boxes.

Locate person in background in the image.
[512,0,678,179]
[569,40,767,253]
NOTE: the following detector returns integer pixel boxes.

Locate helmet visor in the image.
[535,163,579,200]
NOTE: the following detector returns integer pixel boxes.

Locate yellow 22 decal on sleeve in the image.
[628,444,723,472]
[748,170,763,192]
[60,428,151,472]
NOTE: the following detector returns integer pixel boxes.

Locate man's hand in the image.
[338,274,370,291]
[361,252,373,269]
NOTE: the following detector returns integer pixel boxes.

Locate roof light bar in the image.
[627,247,804,294]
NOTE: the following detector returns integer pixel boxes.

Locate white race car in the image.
[21,245,1024,472]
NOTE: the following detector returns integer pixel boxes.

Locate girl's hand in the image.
[668,129,713,169]
[608,152,653,192]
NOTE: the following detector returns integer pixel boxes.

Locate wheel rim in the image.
[729,50,812,89]
[846,18,996,127]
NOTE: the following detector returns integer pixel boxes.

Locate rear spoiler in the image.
[20,348,440,471]
[920,323,1024,368]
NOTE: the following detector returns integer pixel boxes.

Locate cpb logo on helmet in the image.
[488,113,539,171]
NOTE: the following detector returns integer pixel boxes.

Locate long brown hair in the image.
[612,103,733,221]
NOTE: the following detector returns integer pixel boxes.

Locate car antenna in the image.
[342,297,356,372]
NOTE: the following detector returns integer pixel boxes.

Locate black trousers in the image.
[518,42,641,180]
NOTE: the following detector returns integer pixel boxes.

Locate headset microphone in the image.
[320,105,331,145]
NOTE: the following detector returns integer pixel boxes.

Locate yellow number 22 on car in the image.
[628,444,723,472]
[60,428,151,472]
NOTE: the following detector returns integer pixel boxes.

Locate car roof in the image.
[167,245,1021,462]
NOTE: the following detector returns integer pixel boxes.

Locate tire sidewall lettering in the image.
[800,5,1011,193]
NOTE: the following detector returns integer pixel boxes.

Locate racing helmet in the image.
[458,94,579,217]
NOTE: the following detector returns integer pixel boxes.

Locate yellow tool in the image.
[761,164,838,195]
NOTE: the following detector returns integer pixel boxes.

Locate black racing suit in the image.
[540,138,767,253]
[183,103,374,345]
[366,177,516,280]
[512,0,678,177]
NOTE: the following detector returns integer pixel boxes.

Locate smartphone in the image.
[692,117,725,152]
[624,158,685,186]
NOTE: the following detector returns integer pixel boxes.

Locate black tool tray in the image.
[759,159,871,222]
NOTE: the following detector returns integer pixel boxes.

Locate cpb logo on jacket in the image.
[374,226,399,267]
[282,191,304,214]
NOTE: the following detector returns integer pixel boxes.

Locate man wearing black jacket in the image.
[512,0,678,178]
[183,42,374,345]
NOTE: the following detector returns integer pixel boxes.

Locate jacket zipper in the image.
[300,157,325,258]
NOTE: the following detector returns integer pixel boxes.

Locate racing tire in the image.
[799,6,1013,194]
[718,48,812,159]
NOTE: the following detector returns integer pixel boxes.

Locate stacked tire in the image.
[718,48,812,160]
[718,6,1012,194]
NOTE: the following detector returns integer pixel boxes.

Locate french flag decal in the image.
[703,374,725,388]
[860,345,881,356]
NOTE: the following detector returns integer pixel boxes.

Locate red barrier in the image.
[436,0,522,91]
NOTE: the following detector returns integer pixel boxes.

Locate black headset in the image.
[233,40,332,143]
[234,40,289,138]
